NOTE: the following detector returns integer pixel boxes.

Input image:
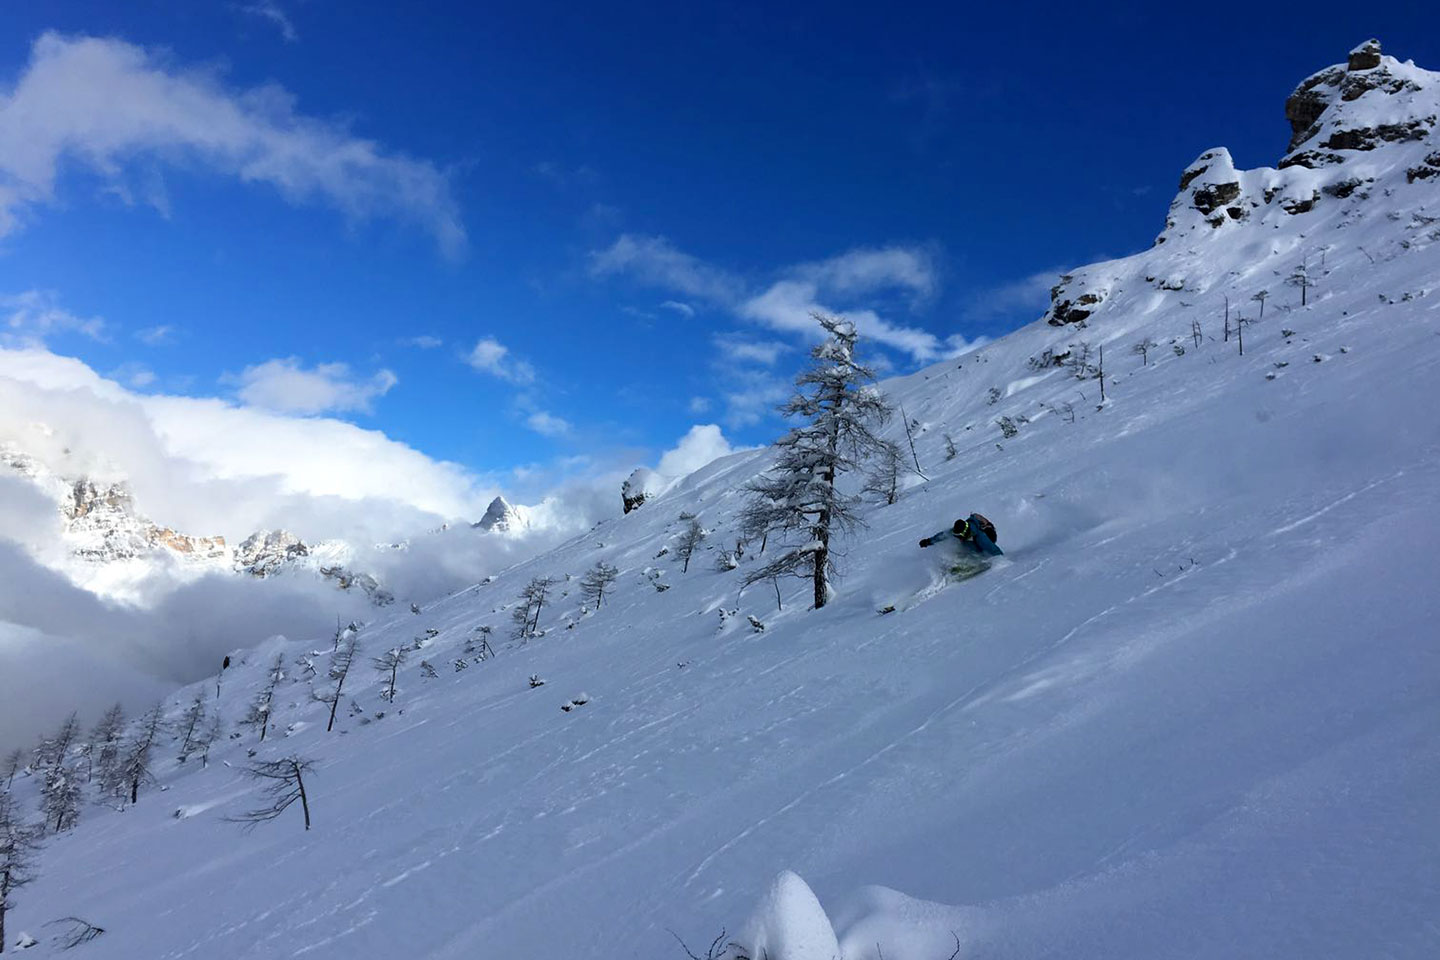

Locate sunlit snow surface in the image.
[11,56,1440,960]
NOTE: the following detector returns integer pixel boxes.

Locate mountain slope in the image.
[7,42,1440,960]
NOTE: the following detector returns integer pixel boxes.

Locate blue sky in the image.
[2,1,1436,509]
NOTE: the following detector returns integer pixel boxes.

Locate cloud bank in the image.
[0,32,464,254]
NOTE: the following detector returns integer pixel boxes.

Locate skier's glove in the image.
[918,538,930,548]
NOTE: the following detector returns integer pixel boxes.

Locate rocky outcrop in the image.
[622,468,659,513]
[1282,40,1432,168]
[235,530,310,578]
[1038,41,1438,332]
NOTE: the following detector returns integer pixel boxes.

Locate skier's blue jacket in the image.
[923,514,1003,556]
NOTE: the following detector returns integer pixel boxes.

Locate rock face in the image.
[1282,39,1432,168]
[473,495,528,533]
[59,476,227,564]
[234,530,310,578]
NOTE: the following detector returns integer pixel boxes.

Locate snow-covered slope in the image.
[6,41,1439,959]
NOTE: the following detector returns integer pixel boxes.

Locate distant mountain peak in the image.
[474,495,529,533]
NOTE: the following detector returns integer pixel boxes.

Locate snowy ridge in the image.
[5,43,1439,960]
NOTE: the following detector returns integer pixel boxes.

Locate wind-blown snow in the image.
[5,43,1439,960]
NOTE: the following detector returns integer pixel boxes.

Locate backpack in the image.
[970,513,997,544]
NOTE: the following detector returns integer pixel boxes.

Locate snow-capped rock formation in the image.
[1046,38,1439,326]
[472,495,530,533]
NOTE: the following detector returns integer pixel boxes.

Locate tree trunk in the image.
[296,765,311,831]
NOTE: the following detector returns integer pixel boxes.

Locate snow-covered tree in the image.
[229,757,314,832]
[740,314,892,609]
[243,654,286,743]
[1288,261,1316,306]
[32,713,80,776]
[0,790,43,954]
[83,704,123,786]
[372,647,407,703]
[580,561,619,608]
[675,518,706,573]
[41,762,81,833]
[194,712,222,769]
[119,705,164,805]
[316,634,361,733]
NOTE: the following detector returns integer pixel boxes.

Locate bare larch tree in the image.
[317,633,360,732]
[580,560,619,609]
[511,576,557,639]
[85,704,125,786]
[372,647,407,703]
[740,314,892,610]
[243,654,286,743]
[862,439,906,506]
[675,518,706,573]
[228,756,315,831]
[176,692,208,760]
[119,705,165,805]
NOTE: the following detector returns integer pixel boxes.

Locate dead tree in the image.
[740,314,891,610]
[227,757,314,831]
[1224,294,1231,342]
[45,917,106,949]
[0,794,43,955]
[119,705,164,805]
[1191,318,1202,349]
[316,633,360,732]
[580,561,619,609]
[897,403,928,480]
[675,518,706,573]
[1098,346,1106,402]
[372,647,407,703]
[1251,289,1269,319]
[1132,338,1157,365]
[1288,260,1315,306]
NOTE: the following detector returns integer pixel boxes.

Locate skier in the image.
[919,513,1002,556]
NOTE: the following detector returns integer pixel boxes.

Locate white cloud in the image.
[688,396,711,414]
[963,268,1064,322]
[0,346,488,541]
[0,33,464,255]
[660,300,695,318]
[466,336,535,384]
[526,410,572,437]
[231,357,397,415]
[401,334,443,349]
[715,336,787,366]
[656,424,738,478]
[135,324,176,345]
[740,279,971,363]
[1,289,106,344]
[108,362,157,389]
[793,246,938,300]
[720,369,791,429]
[587,235,744,304]
[588,235,968,362]
[238,1,299,42]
